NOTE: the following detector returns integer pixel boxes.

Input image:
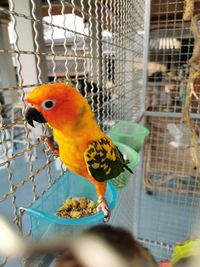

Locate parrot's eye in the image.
[41,100,56,110]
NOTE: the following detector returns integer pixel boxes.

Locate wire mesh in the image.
[0,0,146,265]
[141,0,200,261]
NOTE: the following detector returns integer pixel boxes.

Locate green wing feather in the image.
[84,137,132,182]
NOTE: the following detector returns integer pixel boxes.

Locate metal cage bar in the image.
[0,0,147,265]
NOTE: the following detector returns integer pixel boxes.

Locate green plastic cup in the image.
[111,141,139,190]
[109,120,150,152]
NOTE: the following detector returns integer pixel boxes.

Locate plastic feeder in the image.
[23,171,117,240]
[111,141,139,190]
[109,120,150,152]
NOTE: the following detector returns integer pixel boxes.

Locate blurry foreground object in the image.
[0,218,158,267]
[159,261,171,267]
[0,217,25,257]
[82,225,158,267]
[171,238,200,267]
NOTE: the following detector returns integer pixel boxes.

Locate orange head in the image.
[25,83,90,130]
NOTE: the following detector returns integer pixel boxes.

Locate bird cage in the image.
[0,0,147,265]
[140,0,200,261]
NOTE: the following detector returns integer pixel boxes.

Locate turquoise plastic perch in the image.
[22,170,117,239]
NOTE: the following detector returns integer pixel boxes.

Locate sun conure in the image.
[25,83,132,221]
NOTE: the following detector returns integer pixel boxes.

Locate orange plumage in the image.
[26,83,132,221]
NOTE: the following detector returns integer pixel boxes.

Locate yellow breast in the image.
[52,114,105,176]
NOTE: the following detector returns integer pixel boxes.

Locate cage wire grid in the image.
[0,0,146,265]
[140,0,200,261]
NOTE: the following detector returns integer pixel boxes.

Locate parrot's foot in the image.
[97,197,110,222]
[41,136,59,157]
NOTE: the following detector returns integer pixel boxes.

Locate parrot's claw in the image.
[41,136,59,157]
[97,198,110,222]
[44,147,59,157]
[52,148,59,157]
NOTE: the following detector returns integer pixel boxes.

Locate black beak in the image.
[25,107,46,127]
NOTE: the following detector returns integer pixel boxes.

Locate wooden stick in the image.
[183,15,200,170]
[183,0,194,21]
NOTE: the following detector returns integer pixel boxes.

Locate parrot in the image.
[171,238,200,267]
[25,83,133,221]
